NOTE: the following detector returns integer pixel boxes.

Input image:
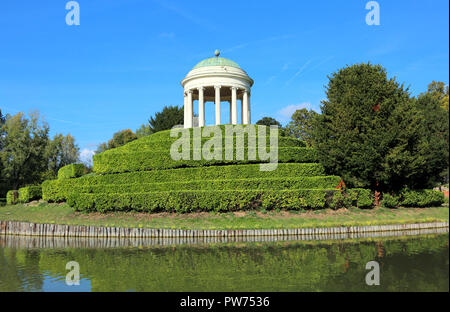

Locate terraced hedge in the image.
[94,147,318,174]
[41,125,375,212]
[42,163,328,202]
[67,189,336,213]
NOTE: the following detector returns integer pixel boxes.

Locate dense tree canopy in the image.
[96,129,137,154]
[256,117,282,128]
[0,112,49,190]
[149,105,184,133]
[45,133,79,176]
[312,63,448,191]
[285,108,318,146]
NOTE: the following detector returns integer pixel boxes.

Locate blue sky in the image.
[1,0,448,164]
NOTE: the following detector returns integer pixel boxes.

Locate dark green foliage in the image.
[256,117,282,128]
[149,105,184,133]
[312,63,448,192]
[45,133,79,177]
[381,193,400,208]
[286,108,319,146]
[6,190,18,205]
[18,186,42,203]
[400,189,444,208]
[329,188,373,209]
[381,189,444,208]
[57,163,85,179]
[0,112,49,191]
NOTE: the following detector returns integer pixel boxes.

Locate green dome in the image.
[193,56,241,70]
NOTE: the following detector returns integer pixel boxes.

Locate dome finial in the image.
[214,49,220,57]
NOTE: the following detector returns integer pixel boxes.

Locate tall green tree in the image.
[45,133,80,176]
[425,81,449,112]
[256,117,282,128]
[285,108,318,146]
[0,112,49,190]
[312,63,448,191]
[96,129,137,154]
[149,105,184,133]
[135,124,153,138]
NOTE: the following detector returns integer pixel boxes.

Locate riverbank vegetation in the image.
[0,202,447,230]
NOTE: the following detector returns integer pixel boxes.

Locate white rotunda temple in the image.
[181,50,254,128]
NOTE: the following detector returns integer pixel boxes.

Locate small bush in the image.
[400,188,444,208]
[6,190,19,205]
[58,163,86,179]
[381,189,444,208]
[381,193,400,208]
[18,186,42,203]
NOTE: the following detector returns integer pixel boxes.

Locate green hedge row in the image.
[93,147,318,174]
[119,125,295,147]
[67,189,337,213]
[42,163,326,202]
[66,188,373,213]
[328,188,373,209]
[43,176,341,202]
[58,163,85,179]
[6,190,19,205]
[382,189,445,208]
[117,135,306,153]
[18,186,42,203]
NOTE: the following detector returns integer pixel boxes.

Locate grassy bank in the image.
[0,202,448,230]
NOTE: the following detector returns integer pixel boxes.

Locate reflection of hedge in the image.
[6,190,19,205]
[58,163,85,179]
[93,147,318,174]
[42,163,327,202]
[65,189,376,213]
[18,186,42,203]
[30,234,449,292]
[382,189,444,208]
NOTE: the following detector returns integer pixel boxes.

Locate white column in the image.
[214,85,221,125]
[186,89,193,128]
[242,89,249,125]
[231,87,237,125]
[248,91,251,124]
[240,96,243,125]
[198,87,205,127]
[183,91,188,128]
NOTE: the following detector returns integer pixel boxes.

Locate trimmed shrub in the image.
[381,189,444,208]
[6,190,19,205]
[400,189,444,208]
[57,176,341,196]
[58,163,86,179]
[93,147,318,174]
[351,188,373,208]
[18,186,42,203]
[42,163,326,202]
[66,188,372,213]
[381,193,400,208]
[328,188,373,209]
[67,189,335,213]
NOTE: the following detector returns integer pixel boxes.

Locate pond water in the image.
[0,231,448,292]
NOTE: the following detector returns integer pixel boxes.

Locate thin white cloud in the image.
[80,148,96,167]
[286,59,313,85]
[276,103,311,123]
